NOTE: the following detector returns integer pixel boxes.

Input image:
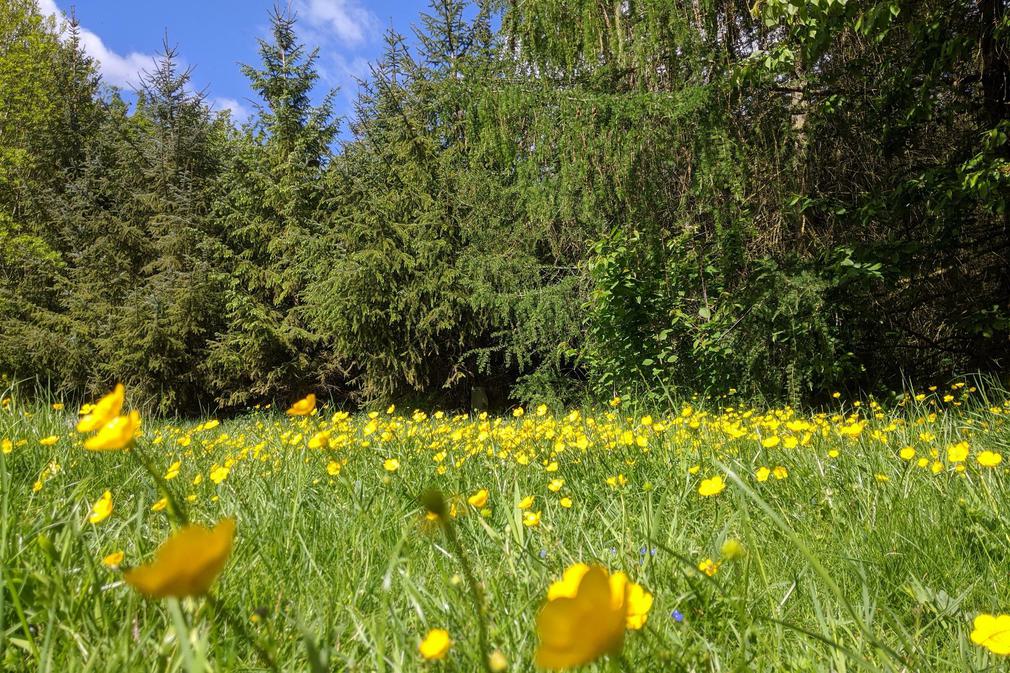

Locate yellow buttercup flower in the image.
[536,565,628,669]
[418,628,451,660]
[89,490,113,524]
[523,510,542,527]
[947,441,969,463]
[77,384,125,433]
[971,613,1010,655]
[977,451,1003,468]
[124,518,236,599]
[39,435,59,446]
[383,458,400,472]
[286,394,316,416]
[467,488,489,508]
[102,550,125,568]
[83,411,141,451]
[698,475,726,497]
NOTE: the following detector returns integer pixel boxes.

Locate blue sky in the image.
[41,0,429,125]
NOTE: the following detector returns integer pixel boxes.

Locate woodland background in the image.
[1,0,1008,413]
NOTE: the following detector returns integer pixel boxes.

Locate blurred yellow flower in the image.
[721,538,746,560]
[523,510,542,527]
[89,490,113,524]
[971,613,1010,655]
[698,475,726,497]
[151,497,168,512]
[84,411,140,451]
[518,495,535,510]
[124,518,236,598]
[102,550,125,568]
[77,384,125,433]
[39,435,59,446]
[536,565,627,669]
[286,394,316,416]
[559,497,573,508]
[978,451,1003,468]
[1,438,11,454]
[947,441,969,463]
[418,628,451,660]
[698,558,720,576]
[326,460,341,476]
[467,488,489,508]
[383,458,400,472]
[755,466,770,482]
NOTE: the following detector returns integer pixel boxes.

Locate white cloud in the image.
[297,0,379,47]
[37,0,157,89]
[210,97,252,123]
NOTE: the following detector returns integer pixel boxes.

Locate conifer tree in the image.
[206,6,338,406]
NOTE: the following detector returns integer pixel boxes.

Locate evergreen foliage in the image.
[1,0,1007,410]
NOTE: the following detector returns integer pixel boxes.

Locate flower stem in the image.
[440,516,494,673]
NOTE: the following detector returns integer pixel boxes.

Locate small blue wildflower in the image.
[671,610,684,623]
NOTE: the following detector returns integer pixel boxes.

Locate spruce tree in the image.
[206,7,338,406]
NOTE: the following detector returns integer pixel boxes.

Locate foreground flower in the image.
[971,613,1010,655]
[536,565,627,669]
[124,518,236,598]
[77,384,125,433]
[286,394,316,416]
[418,628,451,660]
[698,475,726,497]
[383,458,400,472]
[89,490,113,524]
[83,410,141,451]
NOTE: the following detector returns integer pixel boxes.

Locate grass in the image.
[2,385,1010,672]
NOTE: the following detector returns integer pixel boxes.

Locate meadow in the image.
[4,383,1010,672]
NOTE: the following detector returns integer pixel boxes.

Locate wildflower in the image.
[947,441,969,463]
[899,446,916,461]
[419,628,451,660]
[326,460,341,476]
[518,495,535,510]
[89,490,113,524]
[977,451,1003,468]
[102,550,125,568]
[720,538,746,560]
[84,411,141,451]
[39,435,59,446]
[151,497,168,512]
[164,461,181,480]
[698,475,726,497]
[698,558,720,576]
[1,438,11,454]
[761,435,780,448]
[286,394,316,416]
[875,473,890,482]
[755,466,770,482]
[488,650,508,671]
[77,384,125,432]
[971,614,1010,655]
[609,396,621,407]
[548,478,564,492]
[513,407,524,418]
[559,497,573,508]
[467,488,489,508]
[210,465,230,485]
[52,402,64,410]
[124,518,236,598]
[772,466,788,480]
[383,458,400,472]
[523,511,542,527]
[535,565,627,668]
